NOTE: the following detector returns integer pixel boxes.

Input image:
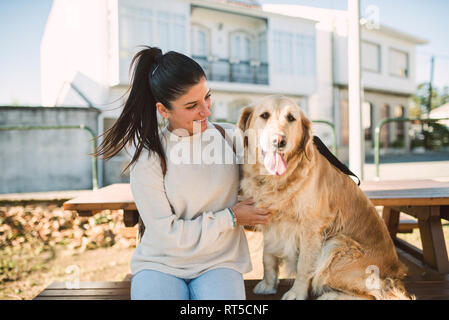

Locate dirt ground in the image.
[0,230,269,300]
[1,202,447,300]
[0,244,135,300]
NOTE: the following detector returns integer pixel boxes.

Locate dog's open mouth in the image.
[262,150,287,176]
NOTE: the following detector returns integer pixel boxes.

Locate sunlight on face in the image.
[160,77,212,136]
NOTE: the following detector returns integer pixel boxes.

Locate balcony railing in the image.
[192,55,268,85]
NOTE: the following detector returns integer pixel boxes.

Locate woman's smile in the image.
[160,77,212,136]
[193,118,208,132]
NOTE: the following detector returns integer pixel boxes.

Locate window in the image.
[380,104,391,147]
[295,34,315,76]
[394,105,405,141]
[119,6,153,82]
[363,102,374,141]
[191,24,210,78]
[157,11,170,52]
[281,33,293,74]
[155,12,186,52]
[230,32,253,61]
[362,41,381,73]
[230,32,253,83]
[118,6,187,82]
[273,31,292,74]
[258,32,267,63]
[273,30,315,76]
[172,14,186,53]
[191,25,209,57]
[389,48,409,78]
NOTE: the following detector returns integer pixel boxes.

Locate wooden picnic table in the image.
[361,179,449,274]
[63,179,449,274]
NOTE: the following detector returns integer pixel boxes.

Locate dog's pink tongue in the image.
[264,151,287,176]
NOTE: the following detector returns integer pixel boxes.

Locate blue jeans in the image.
[130,268,246,300]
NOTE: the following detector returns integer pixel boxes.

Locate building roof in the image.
[430,103,449,127]
[262,4,428,45]
[191,0,317,24]
[208,0,261,9]
[430,103,449,117]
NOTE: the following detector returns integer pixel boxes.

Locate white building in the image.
[263,4,427,161]
[430,103,449,128]
[41,0,426,185]
[41,0,317,185]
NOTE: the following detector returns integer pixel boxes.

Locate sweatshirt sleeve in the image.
[129,151,235,254]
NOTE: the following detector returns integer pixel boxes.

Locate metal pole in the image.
[348,0,364,179]
[424,56,435,149]
[427,56,435,114]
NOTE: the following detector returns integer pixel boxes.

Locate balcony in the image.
[192,56,268,85]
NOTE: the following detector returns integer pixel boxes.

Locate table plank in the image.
[62,180,449,274]
[361,180,449,206]
[63,180,449,211]
[63,184,136,211]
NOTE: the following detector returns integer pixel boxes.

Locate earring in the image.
[158,117,168,128]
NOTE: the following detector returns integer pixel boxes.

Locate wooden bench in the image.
[33,263,449,300]
[32,280,290,300]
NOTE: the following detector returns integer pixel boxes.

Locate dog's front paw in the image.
[253,280,277,295]
[281,288,307,300]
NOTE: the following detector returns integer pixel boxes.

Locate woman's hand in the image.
[231,198,271,226]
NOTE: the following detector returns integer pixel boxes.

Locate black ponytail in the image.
[93,46,206,175]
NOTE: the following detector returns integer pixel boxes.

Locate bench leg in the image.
[382,207,400,240]
[418,206,449,273]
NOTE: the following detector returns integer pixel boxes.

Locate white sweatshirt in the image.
[129,121,252,278]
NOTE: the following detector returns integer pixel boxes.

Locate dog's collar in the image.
[313,136,361,186]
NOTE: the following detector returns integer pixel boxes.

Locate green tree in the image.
[410,83,449,149]
[411,83,449,115]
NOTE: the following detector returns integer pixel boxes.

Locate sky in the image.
[0,0,448,106]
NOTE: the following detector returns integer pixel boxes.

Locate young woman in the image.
[94,46,271,300]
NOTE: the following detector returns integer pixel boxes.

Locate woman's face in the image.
[157,77,212,136]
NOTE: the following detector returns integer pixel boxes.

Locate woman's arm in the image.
[129,151,235,255]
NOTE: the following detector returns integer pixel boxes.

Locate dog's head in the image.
[237,95,313,176]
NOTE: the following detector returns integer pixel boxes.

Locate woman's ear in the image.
[237,106,254,132]
[156,102,170,119]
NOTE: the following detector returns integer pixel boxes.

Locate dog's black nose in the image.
[272,135,287,149]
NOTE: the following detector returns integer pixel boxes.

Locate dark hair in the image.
[93,46,206,174]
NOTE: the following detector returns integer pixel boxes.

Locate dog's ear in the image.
[238,106,254,132]
[237,106,254,148]
[299,111,313,161]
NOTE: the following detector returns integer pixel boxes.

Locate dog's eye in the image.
[287,114,296,122]
[260,112,270,120]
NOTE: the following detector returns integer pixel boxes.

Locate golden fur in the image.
[237,95,412,300]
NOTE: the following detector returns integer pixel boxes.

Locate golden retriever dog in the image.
[237,95,411,300]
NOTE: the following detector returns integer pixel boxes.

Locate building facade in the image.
[41,0,317,186]
[41,0,426,185]
[263,4,427,161]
